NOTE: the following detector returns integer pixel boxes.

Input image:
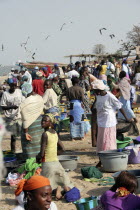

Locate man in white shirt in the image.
[0,83,25,152]
[66,64,79,79]
[8,67,15,79]
[21,69,32,85]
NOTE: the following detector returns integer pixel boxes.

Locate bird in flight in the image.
[109,34,115,39]
[60,23,66,31]
[21,36,30,48]
[45,35,51,40]
[32,52,35,60]
[118,40,123,43]
[2,44,4,51]
[99,28,107,35]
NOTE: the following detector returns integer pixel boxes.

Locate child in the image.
[36,114,74,200]
[100,171,140,210]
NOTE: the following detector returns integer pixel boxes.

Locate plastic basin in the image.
[98,149,130,172]
[116,137,132,149]
[125,145,140,164]
[4,154,17,163]
[98,149,130,156]
[58,155,78,171]
[113,170,140,193]
[74,196,98,210]
[133,136,140,145]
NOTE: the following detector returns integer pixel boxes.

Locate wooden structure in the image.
[21,61,67,69]
[64,53,136,63]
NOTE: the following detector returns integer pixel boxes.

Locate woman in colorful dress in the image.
[20,90,44,160]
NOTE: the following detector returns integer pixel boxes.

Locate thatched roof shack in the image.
[21,61,67,69]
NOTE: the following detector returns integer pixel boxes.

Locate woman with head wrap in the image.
[91,79,131,167]
[36,114,73,200]
[21,76,33,98]
[20,89,44,160]
[40,66,52,79]
[32,71,44,96]
[14,175,58,210]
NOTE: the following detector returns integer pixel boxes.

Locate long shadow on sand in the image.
[63,150,96,156]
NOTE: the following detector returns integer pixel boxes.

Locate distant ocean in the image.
[0,66,20,76]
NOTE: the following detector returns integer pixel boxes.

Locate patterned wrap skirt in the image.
[21,116,43,160]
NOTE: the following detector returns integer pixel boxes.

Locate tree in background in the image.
[93,44,105,55]
[127,25,140,46]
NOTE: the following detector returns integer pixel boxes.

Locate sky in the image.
[0,0,140,65]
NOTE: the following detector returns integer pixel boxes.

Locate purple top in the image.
[101,190,140,210]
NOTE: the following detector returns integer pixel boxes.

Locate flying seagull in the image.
[32,52,35,60]
[118,40,123,43]
[109,34,115,39]
[21,36,30,47]
[2,44,4,51]
[45,35,51,40]
[60,23,66,31]
[99,28,107,35]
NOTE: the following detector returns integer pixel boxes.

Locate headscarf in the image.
[45,113,57,124]
[116,187,130,197]
[91,79,105,90]
[42,67,48,71]
[22,75,28,81]
[54,63,58,67]
[34,66,39,70]
[48,73,57,80]
[21,82,33,97]
[15,175,50,196]
[36,71,43,77]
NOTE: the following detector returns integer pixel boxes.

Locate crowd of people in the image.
[1,58,140,209]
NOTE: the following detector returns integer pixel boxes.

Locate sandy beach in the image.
[1,113,140,210]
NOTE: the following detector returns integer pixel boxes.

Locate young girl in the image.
[36,114,73,199]
[101,171,140,210]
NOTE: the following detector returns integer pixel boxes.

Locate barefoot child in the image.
[37,114,73,199]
